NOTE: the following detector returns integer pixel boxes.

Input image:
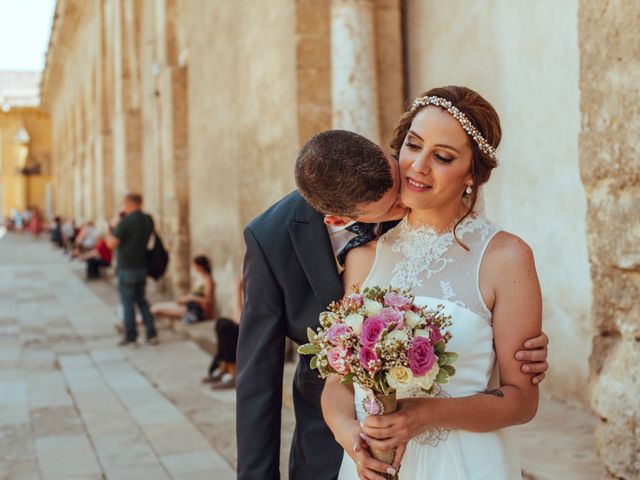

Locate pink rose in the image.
[359,347,379,374]
[327,323,352,345]
[327,346,350,374]
[348,293,364,307]
[375,308,404,330]
[408,337,437,376]
[359,317,387,348]
[383,292,411,310]
[430,327,443,343]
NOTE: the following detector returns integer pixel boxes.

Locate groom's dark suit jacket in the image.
[237,190,344,480]
[237,190,399,479]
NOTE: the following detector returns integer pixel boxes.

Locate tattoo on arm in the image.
[483,389,505,398]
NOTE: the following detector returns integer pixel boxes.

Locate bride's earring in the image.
[465,183,473,195]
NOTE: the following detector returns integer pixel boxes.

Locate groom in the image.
[236,130,549,480]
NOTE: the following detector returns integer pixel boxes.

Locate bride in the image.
[322,86,542,479]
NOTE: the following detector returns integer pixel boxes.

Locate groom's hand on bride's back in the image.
[516,331,549,384]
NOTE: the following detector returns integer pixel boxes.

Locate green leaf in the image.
[436,369,450,384]
[307,327,317,343]
[437,353,448,366]
[434,340,446,354]
[340,372,355,384]
[298,343,321,355]
[445,352,459,364]
[310,355,318,370]
[441,365,456,376]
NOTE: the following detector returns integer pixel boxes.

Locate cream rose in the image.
[414,363,440,390]
[384,329,409,345]
[404,310,423,329]
[414,328,430,339]
[364,298,383,316]
[386,366,415,392]
[343,313,364,334]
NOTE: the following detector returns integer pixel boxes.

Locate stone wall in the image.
[185,0,301,312]
[405,0,593,405]
[579,0,640,477]
[41,0,404,312]
[43,0,193,292]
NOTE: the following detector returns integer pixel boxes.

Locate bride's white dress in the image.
[338,214,522,479]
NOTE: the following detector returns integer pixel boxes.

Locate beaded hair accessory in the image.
[410,95,497,160]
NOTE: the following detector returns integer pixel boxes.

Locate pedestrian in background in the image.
[107,193,158,346]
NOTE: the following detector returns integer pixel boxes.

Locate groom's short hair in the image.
[295,130,393,216]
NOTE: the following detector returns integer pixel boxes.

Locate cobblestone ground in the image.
[0,231,243,480]
[0,231,603,480]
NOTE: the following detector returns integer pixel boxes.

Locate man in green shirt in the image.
[107,193,158,345]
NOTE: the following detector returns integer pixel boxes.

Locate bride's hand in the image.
[361,397,433,451]
[340,420,400,479]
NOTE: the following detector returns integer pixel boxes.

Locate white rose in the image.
[384,329,408,345]
[343,313,364,334]
[386,366,415,392]
[404,310,422,328]
[364,299,383,316]
[415,363,440,391]
[414,328,430,339]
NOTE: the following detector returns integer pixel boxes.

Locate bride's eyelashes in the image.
[404,142,455,165]
[434,153,454,164]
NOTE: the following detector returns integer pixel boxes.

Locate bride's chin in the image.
[400,195,431,212]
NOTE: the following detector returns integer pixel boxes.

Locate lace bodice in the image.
[364,214,501,324]
[353,213,503,446]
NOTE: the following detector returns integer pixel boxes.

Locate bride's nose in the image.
[411,153,431,175]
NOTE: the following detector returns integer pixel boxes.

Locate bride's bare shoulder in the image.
[479,231,538,312]
[343,240,378,293]
[482,231,537,284]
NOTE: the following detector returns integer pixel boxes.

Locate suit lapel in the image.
[288,200,343,309]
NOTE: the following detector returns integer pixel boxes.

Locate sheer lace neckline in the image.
[378,213,488,292]
[398,213,482,238]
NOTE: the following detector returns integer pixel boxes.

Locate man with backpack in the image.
[107,192,159,346]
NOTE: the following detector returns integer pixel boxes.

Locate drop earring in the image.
[465,184,473,195]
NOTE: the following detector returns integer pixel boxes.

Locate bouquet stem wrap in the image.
[368,392,398,479]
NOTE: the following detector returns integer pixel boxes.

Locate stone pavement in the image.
[0,230,604,480]
[0,231,240,480]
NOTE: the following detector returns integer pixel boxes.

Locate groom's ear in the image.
[324,215,351,227]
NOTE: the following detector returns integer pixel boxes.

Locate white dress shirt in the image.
[326,221,358,257]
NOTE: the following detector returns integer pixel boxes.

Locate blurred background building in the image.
[0,71,52,220]
[34,1,638,478]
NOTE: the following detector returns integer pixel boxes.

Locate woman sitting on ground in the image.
[71,221,97,258]
[202,274,242,389]
[151,255,217,323]
[77,232,113,280]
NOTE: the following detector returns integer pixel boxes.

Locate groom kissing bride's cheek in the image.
[236,86,549,480]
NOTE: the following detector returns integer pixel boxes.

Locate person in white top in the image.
[324,86,542,479]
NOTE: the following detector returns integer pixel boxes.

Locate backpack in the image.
[146,227,169,280]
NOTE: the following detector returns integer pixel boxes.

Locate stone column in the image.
[111,0,143,199]
[330,0,381,144]
[579,1,640,478]
[98,0,114,218]
[143,0,191,292]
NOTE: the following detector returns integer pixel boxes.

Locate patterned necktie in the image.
[337,222,377,266]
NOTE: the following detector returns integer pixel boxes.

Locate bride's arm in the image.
[322,242,402,476]
[361,233,541,447]
[321,377,360,455]
[321,246,372,439]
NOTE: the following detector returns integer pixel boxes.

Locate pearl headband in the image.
[410,95,497,160]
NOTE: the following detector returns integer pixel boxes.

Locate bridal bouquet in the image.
[298,286,457,475]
